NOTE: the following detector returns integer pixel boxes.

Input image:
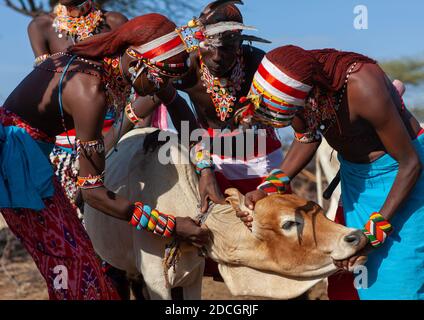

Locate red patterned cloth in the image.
[0,108,54,143]
[1,180,120,300]
[0,108,119,300]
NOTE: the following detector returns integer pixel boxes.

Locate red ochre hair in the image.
[266,45,377,94]
[69,13,187,65]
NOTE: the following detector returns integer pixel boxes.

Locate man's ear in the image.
[225,188,254,215]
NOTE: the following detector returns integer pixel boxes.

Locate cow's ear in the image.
[225,188,254,215]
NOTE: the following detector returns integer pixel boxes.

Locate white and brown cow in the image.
[84,128,366,299]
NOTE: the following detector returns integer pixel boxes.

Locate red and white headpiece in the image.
[131,31,187,63]
[248,56,312,127]
[130,20,258,63]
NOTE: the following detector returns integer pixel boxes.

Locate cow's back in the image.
[84,128,203,298]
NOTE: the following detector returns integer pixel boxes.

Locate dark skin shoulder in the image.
[103,11,128,30]
[28,13,53,57]
[27,10,128,57]
[323,63,420,163]
[243,63,422,224]
[4,55,103,136]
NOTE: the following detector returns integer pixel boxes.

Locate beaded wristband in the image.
[362,213,393,248]
[76,138,105,158]
[257,169,291,195]
[129,201,176,238]
[190,142,215,175]
[124,102,143,125]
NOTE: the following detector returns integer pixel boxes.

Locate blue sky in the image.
[0,0,423,105]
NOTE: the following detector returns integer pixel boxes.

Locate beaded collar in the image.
[52,2,103,42]
[199,53,245,122]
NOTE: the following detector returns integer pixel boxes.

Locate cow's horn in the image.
[225,188,254,215]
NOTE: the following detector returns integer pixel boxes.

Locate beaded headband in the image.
[129,20,257,64]
[246,56,313,127]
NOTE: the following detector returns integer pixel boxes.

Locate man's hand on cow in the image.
[199,168,226,213]
[333,240,373,272]
[175,217,210,247]
[236,189,267,230]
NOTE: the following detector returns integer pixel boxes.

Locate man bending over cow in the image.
[235,45,424,300]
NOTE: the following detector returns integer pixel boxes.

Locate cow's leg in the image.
[182,265,204,300]
[139,263,172,300]
[134,235,172,300]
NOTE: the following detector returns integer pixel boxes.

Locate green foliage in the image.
[381,58,424,86]
[410,107,424,122]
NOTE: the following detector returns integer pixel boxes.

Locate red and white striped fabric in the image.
[132,31,186,63]
[205,128,284,195]
[250,56,312,127]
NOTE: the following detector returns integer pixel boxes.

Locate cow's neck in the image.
[204,204,269,267]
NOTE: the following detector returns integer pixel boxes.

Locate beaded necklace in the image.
[199,54,245,122]
[303,62,358,136]
[52,1,103,42]
[102,56,132,113]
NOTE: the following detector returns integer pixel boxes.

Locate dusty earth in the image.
[0,228,327,300]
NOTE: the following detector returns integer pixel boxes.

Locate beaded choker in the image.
[199,54,245,122]
[52,2,103,42]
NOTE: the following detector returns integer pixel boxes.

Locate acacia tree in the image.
[381,58,424,122]
[381,58,424,86]
[4,0,203,23]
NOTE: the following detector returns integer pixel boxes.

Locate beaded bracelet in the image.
[124,102,143,125]
[190,142,215,175]
[257,169,291,195]
[76,138,105,158]
[362,213,393,248]
[34,54,50,67]
[129,202,176,238]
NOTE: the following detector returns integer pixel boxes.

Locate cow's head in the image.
[223,189,367,278]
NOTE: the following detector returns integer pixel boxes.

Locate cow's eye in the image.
[282,221,299,230]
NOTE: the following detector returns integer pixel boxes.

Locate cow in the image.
[84,128,366,299]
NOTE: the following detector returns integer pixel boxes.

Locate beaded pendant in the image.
[102,57,132,114]
[200,56,245,122]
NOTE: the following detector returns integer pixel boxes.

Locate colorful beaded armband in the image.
[190,142,215,175]
[362,213,393,248]
[257,169,291,195]
[124,102,142,125]
[76,172,105,189]
[76,138,105,158]
[129,202,176,238]
[294,131,322,144]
